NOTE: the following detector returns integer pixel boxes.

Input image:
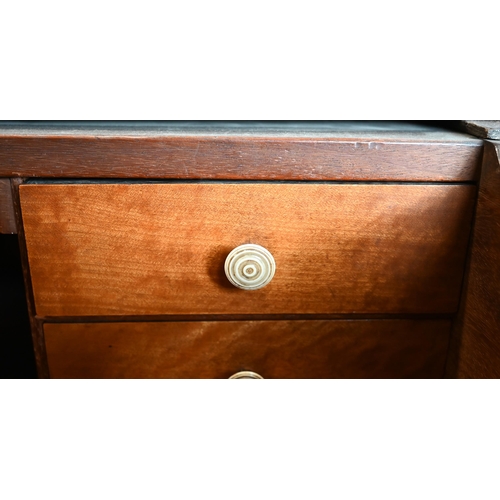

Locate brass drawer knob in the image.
[224,244,276,290]
[229,371,264,379]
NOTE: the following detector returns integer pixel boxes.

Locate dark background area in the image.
[0,234,37,378]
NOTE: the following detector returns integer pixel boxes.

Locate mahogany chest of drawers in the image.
[0,121,489,378]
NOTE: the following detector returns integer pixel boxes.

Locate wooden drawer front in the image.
[44,320,451,379]
[20,183,475,316]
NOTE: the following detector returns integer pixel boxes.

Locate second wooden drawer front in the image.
[20,183,475,316]
[44,320,451,379]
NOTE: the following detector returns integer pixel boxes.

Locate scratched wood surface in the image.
[20,183,476,317]
[44,319,451,379]
[446,141,500,377]
[0,121,482,181]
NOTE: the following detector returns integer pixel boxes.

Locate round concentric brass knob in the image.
[224,244,276,290]
[229,371,264,379]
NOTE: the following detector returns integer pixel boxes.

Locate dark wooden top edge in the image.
[0,133,483,182]
[0,121,483,143]
[0,132,483,182]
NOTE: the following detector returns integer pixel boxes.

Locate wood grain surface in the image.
[20,183,476,317]
[446,141,500,377]
[0,179,16,234]
[44,319,451,378]
[0,135,482,182]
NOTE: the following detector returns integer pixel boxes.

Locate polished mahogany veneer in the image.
[44,320,451,379]
[20,183,475,317]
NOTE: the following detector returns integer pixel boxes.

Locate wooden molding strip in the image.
[0,136,483,182]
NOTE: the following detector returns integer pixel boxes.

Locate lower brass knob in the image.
[229,371,264,379]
